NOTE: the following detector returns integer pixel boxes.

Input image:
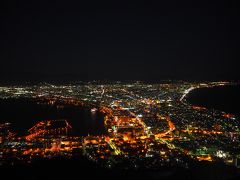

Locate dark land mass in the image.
[0,156,239,180]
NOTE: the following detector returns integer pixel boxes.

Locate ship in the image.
[91,108,98,112]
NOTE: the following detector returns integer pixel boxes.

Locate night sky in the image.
[0,0,240,83]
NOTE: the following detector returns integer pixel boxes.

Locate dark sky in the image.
[0,0,240,83]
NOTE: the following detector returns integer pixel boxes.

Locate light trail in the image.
[180,87,195,101]
[105,138,122,155]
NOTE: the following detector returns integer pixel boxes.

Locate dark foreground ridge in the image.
[1,156,240,180]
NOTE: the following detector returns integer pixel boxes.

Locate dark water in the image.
[0,98,106,136]
[187,85,240,116]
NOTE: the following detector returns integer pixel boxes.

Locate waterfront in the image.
[0,81,239,180]
[1,84,239,137]
[187,85,240,116]
[0,98,106,136]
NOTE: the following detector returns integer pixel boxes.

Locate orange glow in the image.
[192,106,206,110]
[197,155,212,161]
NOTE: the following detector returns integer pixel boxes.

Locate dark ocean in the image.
[186,85,240,116]
[0,98,106,136]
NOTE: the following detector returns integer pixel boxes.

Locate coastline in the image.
[183,83,240,116]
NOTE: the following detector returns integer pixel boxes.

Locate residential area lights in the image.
[0,81,239,169]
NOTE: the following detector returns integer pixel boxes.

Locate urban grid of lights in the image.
[0,81,239,169]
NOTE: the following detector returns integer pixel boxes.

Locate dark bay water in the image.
[0,98,106,136]
[186,85,240,116]
[1,85,239,136]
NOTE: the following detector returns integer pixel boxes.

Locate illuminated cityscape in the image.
[1,81,239,175]
[1,0,240,179]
